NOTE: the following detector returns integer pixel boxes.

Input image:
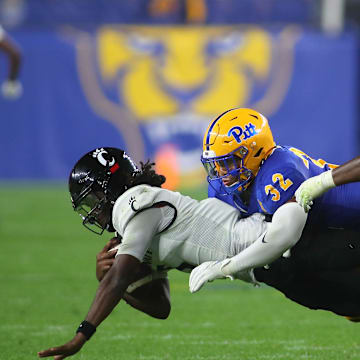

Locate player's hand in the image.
[294,183,315,213]
[1,79,22,99]
[38,333,86,359]
[189,260,232,293]
[295,171,335,212]
[96,237,120,281]
[294,176,322,212]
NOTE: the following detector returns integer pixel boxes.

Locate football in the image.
[109,243,154,292]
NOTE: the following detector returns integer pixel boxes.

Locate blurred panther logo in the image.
[73,25,300,189]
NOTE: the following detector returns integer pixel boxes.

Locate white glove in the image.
[295,170,335,212]
[1,80,23,99]
[189,260,233,293]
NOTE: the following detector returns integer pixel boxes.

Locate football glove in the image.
[295,170,335,212]
[189,259,233,293]
[1,80,22,99]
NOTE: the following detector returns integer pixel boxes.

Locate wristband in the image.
[76,320,96,340]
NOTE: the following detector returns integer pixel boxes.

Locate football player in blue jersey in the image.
[189,107,360,293]
[201,107,359,229]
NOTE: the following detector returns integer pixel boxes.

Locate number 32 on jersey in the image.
[265,173,293,202]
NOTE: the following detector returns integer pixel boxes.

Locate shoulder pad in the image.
[112,185,162,236]
[254,149,307,214]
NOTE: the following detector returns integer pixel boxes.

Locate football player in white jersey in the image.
[38,147,360,359]
[0,24,22,99]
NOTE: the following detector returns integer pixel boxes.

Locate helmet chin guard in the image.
[75,192,111,235]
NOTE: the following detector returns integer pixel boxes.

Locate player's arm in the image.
[332,156,360,185]
[295,156,360,212]
[207,168,307,278]
[38,208,169,359]
[38,254,142,359]
[189,201,307,293]
[96,222,171,319]
[0,34,22,80]
[0,27,22,99]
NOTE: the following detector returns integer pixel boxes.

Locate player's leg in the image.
[255,261,360,317]
[254,227,360,317]
[291,225,360,272]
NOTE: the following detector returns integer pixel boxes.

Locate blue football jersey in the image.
[208,146,360,230]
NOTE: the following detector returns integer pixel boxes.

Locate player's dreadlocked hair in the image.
[130,160,166,188]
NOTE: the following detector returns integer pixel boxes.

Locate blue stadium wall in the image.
[0,25,358,191]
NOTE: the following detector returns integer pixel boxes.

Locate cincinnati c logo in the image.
[129,196,139,212]
[92,148,115,167]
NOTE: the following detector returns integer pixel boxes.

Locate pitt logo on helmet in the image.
[228,123,258,143]
[201,108,276,195]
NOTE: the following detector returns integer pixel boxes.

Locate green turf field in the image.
[0,184,359,360]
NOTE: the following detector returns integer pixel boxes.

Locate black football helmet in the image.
[69,147,139,234]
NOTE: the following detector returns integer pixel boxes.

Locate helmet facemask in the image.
[72,181,115,235]
[202,146,253,195]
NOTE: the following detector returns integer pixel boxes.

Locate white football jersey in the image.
[112,185,267,279]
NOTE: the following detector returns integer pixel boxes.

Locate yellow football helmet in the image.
[202,108,276,194]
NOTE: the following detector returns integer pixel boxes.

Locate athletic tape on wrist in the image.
[321,170,335,189]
